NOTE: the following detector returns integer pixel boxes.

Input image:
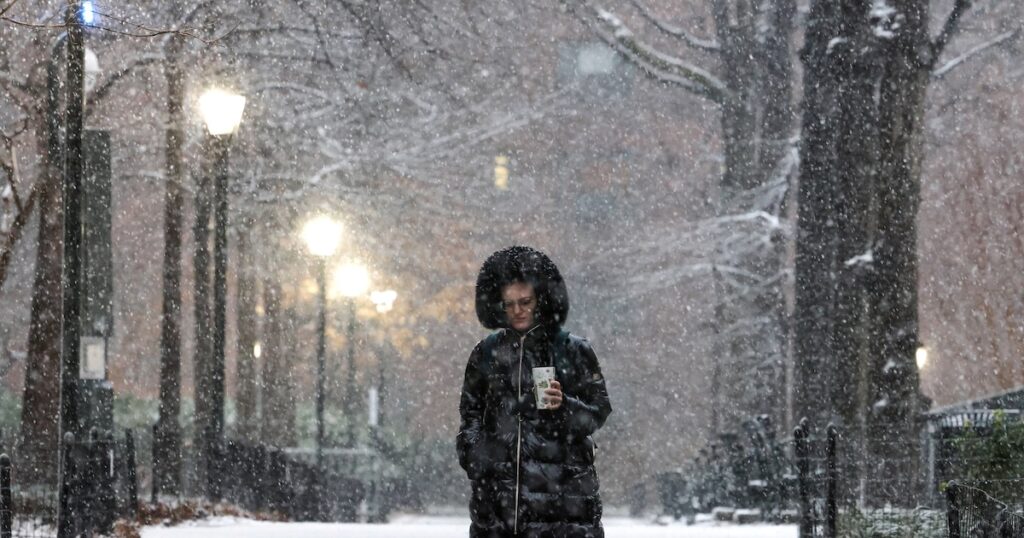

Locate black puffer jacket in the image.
[458,247,612,538]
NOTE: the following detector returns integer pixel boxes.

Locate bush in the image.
[951,410,1024,502]
[0,389,20,446]
[839,507,945,538]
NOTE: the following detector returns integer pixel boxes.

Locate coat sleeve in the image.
[560,338,612,442]
[456,342,495,481]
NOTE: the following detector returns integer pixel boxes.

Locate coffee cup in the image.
[532,366,556,410]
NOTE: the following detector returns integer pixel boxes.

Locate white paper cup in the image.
[532,366,556,410]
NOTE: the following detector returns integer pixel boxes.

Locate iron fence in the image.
[946,480,1024,538]
[0,429,138,538]
[214,440,364,522]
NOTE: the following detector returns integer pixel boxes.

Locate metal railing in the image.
[946,480,1024,538]
[213,440,365,522]
[0,429,139,538]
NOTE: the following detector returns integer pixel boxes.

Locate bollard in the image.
[946,481,960,538]
[125,429,138,518]
[1,453,11,538]
[795,418,813,538]
[150,423,159,504]
[825,424,838,538]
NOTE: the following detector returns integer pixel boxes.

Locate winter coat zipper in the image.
[513,325,539,535]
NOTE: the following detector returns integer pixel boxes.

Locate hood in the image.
[475,246,570,330]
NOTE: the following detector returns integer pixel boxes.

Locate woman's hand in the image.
[543,380,563,410]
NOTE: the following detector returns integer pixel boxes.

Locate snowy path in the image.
[141,515,797,538]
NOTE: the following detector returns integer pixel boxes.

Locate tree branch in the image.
[628,0,721,52]
[0,180,36,291]
[566,1,727,104]
[932,26,1022,80]
[85,53,164,116]
[0,17,64,29]
[0,121,26,210]
[0,0,20,18]
[930,0,973,67]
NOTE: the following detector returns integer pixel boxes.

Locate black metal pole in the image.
[826,424,838,538]
[795,418,812,538]
[58,2,85,536]
[208,134,230,500]
[315,258,327,472]
[192,136,213,497]
[344,298,357,448]
[946,481,960,538]
[1,453,11,538]
[377,334,385,431]
[125,429,138,518]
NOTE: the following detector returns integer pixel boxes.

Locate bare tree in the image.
[794,0,977,505]
[563,0,797,432]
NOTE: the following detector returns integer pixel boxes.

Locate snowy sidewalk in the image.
[141,515,797,538]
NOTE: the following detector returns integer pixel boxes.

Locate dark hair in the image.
[475,246,570,330]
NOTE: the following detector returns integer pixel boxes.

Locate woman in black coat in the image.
[457,246,613,538]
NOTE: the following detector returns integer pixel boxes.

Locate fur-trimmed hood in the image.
[474,246,569,330]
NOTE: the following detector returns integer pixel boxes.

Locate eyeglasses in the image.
[502,296,536,312]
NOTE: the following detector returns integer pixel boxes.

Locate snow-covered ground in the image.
[141,514,797,538]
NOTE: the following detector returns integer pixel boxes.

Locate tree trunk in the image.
[17,126,62,486]
[829,1,883,502]
[794,0,944,506]
[793,0,843,433]
[711,0,795,432]
[154,41,185,497]
[865,0,932,505]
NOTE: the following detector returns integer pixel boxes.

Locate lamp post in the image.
[368,290,397,430]
[301,216,343,471]
[197,87,245,499]
[57,3,85,537]
[332,263,370,448]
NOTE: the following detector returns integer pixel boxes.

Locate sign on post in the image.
[79,336,105,380]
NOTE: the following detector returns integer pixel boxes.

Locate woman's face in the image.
[501,281,536,332]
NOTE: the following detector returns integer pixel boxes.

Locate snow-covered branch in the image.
[932,26,1022,80]
[562,0,728,104]
[930,0,974,67]
[628,0,721,52]
[87,53,165,114]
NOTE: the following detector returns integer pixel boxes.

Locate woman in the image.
[457,246,613,538]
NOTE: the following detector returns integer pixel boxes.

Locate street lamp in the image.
[370,290,397,314]
[83,48,101,93]
[198,89,247,136]
[368,290,397,428]
[301,216,342,471]
[332,262,370,448]
[366,289,396,523]
[56,4,87,537]
[916,346,929,370]
[197,86,245,499]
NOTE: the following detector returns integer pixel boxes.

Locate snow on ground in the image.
[141,514,797,538]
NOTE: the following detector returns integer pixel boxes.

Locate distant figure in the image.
[457,246,613,537]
